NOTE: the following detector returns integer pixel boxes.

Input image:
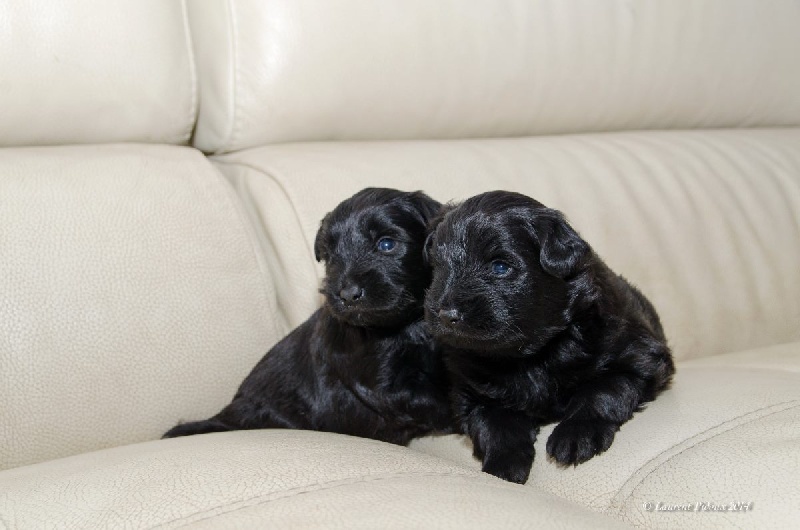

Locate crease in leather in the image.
[619,131,800,355]
[222,0,240,155]
[608,399,800,516]
[691,134,800,347]
[737,134,800,238]
[200,157,286,339]
[678,362,800,376]
[716,338,800,360]
[180,0,199,144]
[686,138,764,331]
[696,135,774,275]
[231,168,294,334]
[153,470,483,529]
[573,136,669,256]
[212,158,319,328]
[213,158,321,283]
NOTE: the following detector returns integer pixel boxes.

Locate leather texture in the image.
[214,128,800,361]
[188,0,800,153]
[0,0,196,146]
[410,341,800,529]
[0,430,627,529]
[3,1,800,528]
[0,145,283,471]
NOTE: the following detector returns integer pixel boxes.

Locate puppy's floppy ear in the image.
[313,213,332,262]
[404,191,442,227]
[423,231,436,265]
[530,208,589,278]
[422,204,452,265]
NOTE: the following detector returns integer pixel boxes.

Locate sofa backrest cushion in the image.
[0,0,196,147]
[189,0,800,154]
[216,128,800,363]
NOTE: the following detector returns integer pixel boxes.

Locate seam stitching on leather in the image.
[610,399,800,516]
[180,0,198,145]
[152,470,482,529]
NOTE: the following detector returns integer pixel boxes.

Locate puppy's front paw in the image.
[481,452,533,484]
[546,419,618,466]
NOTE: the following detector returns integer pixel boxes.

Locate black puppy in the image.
[164,188,453,445]
[424,191,674,484]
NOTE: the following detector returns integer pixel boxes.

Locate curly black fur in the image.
[164,188,453,445]
[424,191,674,484]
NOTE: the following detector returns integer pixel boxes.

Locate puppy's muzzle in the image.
[339,285,365,305]
[437,308,463,328]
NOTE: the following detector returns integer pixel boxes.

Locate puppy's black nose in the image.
[438,308,462,327]
[339,285,364,304]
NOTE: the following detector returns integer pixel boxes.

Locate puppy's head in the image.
[314,188,441,328]
[424,191,590,354]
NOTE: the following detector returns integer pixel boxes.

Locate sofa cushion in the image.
[188,0,800,153]
[0,145,281,470]
[0,430,627,529]
[213,128,800,361]
[410,341,800,529]
[0,0,196,147]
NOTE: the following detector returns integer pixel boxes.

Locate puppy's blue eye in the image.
[491,260,511,276]
[377,237,397,252]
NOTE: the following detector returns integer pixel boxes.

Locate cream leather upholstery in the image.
[2,1,798,528]
[0,0,196,146]
[189,0,800,153]
[0,145,283,470]
[0,431,625,529]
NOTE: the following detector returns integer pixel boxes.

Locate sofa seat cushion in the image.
[410,341,800,529]
[0,430,627,529]
[214,128,800,361]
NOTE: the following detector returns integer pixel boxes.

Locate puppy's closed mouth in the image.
[329,302,420,327]
[429,324,523,352]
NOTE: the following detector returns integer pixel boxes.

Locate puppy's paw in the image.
[481,453,533,484]
[546,419,617,466]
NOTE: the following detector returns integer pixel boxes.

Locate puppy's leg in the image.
[546,339,670,465]
[462,401,538,484]
[162,396,296,439]
[163,417,234,438]
[162,400,247,439]
[545,395,623,466]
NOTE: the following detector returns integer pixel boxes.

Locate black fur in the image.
[164,188,453,445]
[424,191,674,484]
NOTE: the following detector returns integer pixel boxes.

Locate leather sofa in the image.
[2,1,798,528]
